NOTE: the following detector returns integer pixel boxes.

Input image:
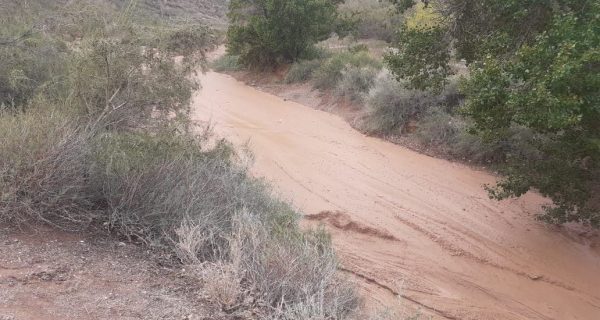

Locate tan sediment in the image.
[192,71,600,319]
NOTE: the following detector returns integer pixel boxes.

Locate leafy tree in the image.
[386,0,600,226]
[226,0,341,68]
[384,24,450,93]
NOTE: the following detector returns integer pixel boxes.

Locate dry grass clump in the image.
[361,71,439,134]
[284,59,324,84]
[0,110,96,229]
[335,66,379,103]
[199,261,243,309]
[227,211,359,319]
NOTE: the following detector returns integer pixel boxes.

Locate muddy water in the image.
[193,71,600,319]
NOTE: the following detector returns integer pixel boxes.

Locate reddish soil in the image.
[0,226,245,320]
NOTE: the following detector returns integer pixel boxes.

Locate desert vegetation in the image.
[0,1,360,318]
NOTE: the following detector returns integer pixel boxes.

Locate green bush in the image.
[299,45,332,60]
[227,0,339,68]
[284,59,323,84]
[0,31,68,109]
[313,50,381,89]
[66,23,214,129]
[385,24,451,93]
[415,109,542,165]
[388,0,600,225]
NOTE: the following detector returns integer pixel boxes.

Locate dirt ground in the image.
[0,226,249,320]
[193,71,600,320]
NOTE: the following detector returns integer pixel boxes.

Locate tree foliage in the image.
[384,24,450,92]
[226,0,341,68]
[386,0,600,226]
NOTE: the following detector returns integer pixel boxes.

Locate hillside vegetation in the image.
[0,1,359,319]
[109,0,230,27]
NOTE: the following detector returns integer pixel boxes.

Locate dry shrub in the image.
[335,65,378,102]
[94,131,283,249]
[362,71,438,134]
[200,262,242,309]
[415,109,541,165]
[0,109,97,229]
[0,2,360,319]
[230,211,360,319]
[94,133,359,316]
[285,59,323,83]
[175,220,217,265]
[414,109,463,147]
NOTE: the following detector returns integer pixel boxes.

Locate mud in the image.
[306,211,400,242]
[192,71,600,319]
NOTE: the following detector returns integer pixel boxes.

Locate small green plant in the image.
[313,50,381,89]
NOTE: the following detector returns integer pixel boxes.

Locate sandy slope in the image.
[192,71,600,320]
[0,227,216,320]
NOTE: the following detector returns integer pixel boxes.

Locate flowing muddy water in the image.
[193,71,600,319]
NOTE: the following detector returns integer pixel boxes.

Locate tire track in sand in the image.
[193,71,600,319]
